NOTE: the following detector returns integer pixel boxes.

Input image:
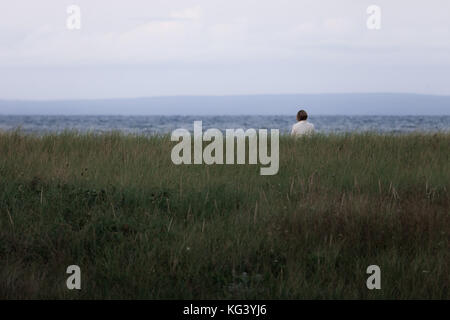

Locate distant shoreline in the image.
[1,93,450,116]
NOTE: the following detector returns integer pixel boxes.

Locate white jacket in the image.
[291,120,315,136]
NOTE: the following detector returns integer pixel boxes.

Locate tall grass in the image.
[0,130,448,299]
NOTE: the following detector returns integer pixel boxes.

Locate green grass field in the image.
[0,130,449,299]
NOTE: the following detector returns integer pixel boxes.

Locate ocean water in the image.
[0,115,449,135]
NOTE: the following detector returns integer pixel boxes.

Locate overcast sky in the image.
[0,0,449,100]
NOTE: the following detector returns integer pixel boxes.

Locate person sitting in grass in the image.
[291,109,315,136]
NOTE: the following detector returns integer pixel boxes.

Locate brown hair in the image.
[297,110,308,121]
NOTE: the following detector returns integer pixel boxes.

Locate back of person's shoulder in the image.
[293,122,302,129]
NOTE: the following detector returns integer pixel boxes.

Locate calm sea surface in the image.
[0,115,449,135]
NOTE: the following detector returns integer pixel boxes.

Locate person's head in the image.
[296,109,308,121]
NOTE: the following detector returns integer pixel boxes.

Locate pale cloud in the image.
[0,0,449,98]
[1,1,449,67]
[170,6,203,20]
[322,18,354,34]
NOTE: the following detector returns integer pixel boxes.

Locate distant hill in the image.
[1,93,449,115]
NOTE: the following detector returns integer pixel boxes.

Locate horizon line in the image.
[2,92,450,102]
[2,114,450,117]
